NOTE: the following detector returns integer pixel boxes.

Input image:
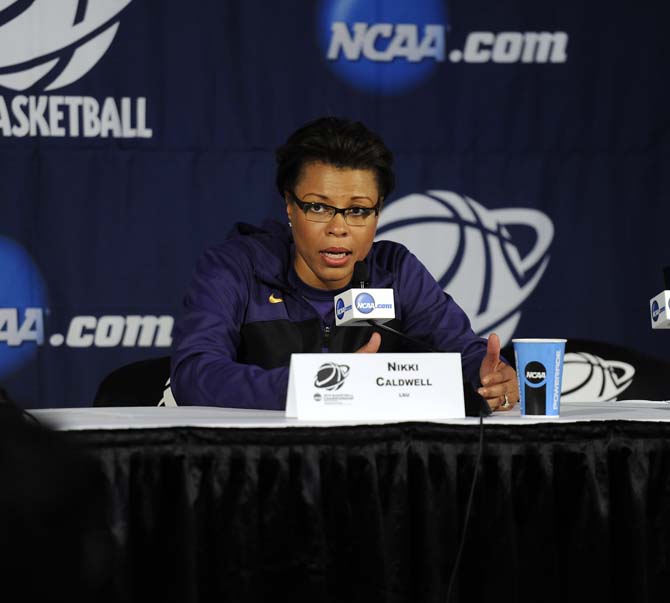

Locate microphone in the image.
[650,266,670,329]
[353,260,368,288]
[334,261,395,326]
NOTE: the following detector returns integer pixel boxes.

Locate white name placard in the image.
[285,353,465,421]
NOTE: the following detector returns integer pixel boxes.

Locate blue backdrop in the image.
[1,0,668,407]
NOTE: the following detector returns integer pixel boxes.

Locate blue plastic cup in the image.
[512,339,567,417]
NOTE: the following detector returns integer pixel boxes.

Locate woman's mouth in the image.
[320,248,352,266]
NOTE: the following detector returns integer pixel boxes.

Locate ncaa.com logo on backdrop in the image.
[320,0,568,94]
[376,191,554,345]
[0,0,152,138]
[0,236,170,380]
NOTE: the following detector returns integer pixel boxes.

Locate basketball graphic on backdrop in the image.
[0,0,133,92]
[376,190,555,345]
[561,352,635,402]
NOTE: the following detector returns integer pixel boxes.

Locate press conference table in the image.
[32,399,670,430]
[31,401,670,603]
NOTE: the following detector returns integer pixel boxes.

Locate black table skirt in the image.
[38,420,669,603]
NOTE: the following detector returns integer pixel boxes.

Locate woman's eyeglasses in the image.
[289,191,380,226]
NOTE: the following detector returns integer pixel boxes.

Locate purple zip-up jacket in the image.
[170,221,488,409]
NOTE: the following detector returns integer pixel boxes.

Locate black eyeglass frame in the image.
[288,191,382,225]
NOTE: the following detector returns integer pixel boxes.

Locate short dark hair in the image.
[275,116,395,200]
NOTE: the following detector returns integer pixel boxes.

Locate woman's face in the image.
[286,161,380,290]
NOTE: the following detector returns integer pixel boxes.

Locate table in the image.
[25,401,670,602]
[31,399,670,430]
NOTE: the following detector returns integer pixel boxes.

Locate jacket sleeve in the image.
[394,249,488,388]
[170,246,289,409]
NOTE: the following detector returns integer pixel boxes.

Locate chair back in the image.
[93,356,175,406]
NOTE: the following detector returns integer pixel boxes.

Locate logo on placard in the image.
[524,361,547,386]
[376,191,554,345]
[651,300,662,322]
[0,0,152,138]
[561,352,635,402]
[355,292,376,314]
[319,0,568,94]
[314,362,350,391]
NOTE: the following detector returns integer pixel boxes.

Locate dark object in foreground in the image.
[0,403,112,602]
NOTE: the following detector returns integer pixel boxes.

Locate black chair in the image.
[93,356,173,406]
[0,386,13,405]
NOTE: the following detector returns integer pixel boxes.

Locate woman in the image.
[170,117,518,411]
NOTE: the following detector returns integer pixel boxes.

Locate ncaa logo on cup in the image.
[376,190,554,345]
[0,0,133,91]
[319,0,447,94]
[314,363,350,391]
[524,361,547,387]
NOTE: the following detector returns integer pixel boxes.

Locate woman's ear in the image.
[285,193,293,227]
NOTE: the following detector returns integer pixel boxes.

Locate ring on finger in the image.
[501,393,511,409]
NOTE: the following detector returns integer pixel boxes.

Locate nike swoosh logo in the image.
[268,293,284,304]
